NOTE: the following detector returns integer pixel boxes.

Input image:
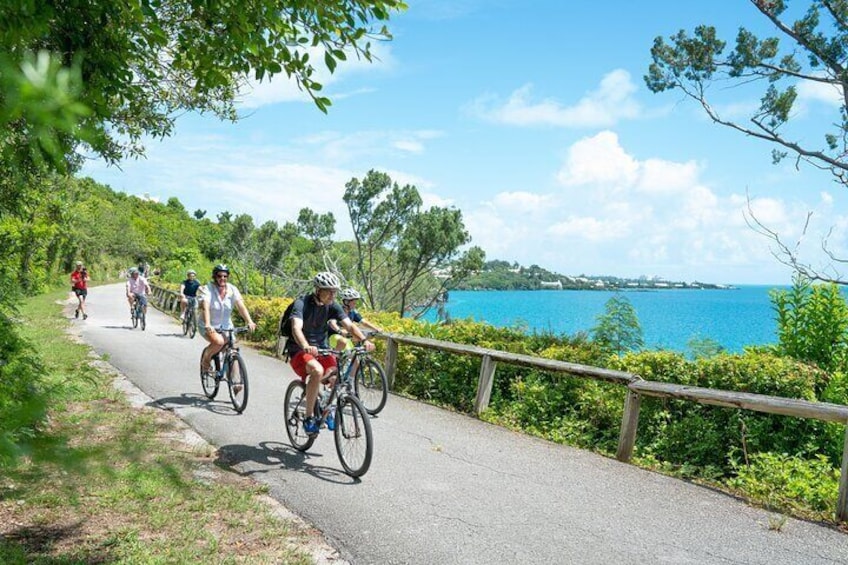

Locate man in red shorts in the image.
[287,271,374,435]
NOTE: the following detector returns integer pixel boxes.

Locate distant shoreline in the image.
[452,282,737,292]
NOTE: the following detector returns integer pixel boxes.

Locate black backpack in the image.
[279,301,295,338]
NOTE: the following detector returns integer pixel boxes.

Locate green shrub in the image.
[726,452,840,519]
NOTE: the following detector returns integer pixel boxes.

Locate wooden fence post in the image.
[616,389,641,462]
[474,354,497,415]
[385,337,398,389]
[838,424,848,522]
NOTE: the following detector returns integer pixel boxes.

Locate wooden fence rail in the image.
[147,285,848,521]
[379,332,848,522]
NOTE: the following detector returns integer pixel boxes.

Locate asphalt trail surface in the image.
[73,283,848,564]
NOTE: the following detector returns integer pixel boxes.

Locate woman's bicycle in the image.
[130,295,146,331]
[284,347,374,477]
[200,326,249,413]
[182,297,198,338]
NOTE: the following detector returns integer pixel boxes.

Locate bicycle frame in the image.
[213,327,244,379]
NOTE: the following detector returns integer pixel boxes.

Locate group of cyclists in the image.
[123,262,380,437]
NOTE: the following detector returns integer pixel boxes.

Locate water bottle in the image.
[326,405,336,431]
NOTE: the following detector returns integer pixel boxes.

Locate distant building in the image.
[540,280,563,289]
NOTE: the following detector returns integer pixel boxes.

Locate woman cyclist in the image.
[199,264,256,385]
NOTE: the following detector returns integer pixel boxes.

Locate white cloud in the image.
[796,79,843,107]
[468,69,642,128]
[556,131,638,187]
[461,130,837,283]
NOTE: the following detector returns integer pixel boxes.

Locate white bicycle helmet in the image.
[341,288,361,301]
[313,271,341,290]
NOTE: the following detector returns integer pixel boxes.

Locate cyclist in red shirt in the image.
[70,261,90,320]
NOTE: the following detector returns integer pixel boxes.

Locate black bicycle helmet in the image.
[313,271,341,290]
[212,264,230,276]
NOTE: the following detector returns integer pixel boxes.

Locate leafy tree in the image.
[344,170,422,308]
[592,294,644,356]
[342,170,481,316]
[2,0,405,169]
[645,0,848,282]
[771,274,848,374]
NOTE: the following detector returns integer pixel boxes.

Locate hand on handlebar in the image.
[363,340,376,352]
[304,345,318,356]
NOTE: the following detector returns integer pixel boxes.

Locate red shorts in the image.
[290,351,337,380]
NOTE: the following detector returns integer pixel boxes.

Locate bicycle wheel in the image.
[284,380,316,451]
[334,394,373,477]
[140,309,146,331]
[354,357,388,415]
[188,309,197,339]
[182,309,189,335]
[227,352,249,413]
[201,352,220,399]
[132,306,139,329]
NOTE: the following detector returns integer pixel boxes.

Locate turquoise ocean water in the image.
[426,286,787,354]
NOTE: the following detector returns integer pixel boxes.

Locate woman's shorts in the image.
[73,288,87,298]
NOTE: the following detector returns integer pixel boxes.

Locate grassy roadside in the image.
[0,290,331,564]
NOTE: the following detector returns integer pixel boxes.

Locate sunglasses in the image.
[215,274,229,279]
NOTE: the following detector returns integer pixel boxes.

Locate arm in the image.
[201,296,212,330]
[341,318,375,352]
[360,318,382,333]
[291,317,316,355]
[235,298,256,332]
[179,283,186,297]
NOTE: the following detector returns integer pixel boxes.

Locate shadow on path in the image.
[149,393,244,416]
[216,441,359,485]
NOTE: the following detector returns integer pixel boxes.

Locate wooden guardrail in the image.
[379,331,848,522]
[150,284,182,316]
[146,284,848,520]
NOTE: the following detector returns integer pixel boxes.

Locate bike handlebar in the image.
[315,346,369,357]
[215,326,250,335]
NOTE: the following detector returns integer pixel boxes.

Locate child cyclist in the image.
[328,287,383,352]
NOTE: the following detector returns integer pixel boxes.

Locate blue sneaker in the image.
[303,416,320,436]
[326,409,336,431]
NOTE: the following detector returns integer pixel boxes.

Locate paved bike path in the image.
[73,284,848,564]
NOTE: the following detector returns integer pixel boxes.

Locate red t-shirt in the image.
[71,270,88,290]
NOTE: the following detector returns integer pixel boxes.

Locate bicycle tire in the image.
[188,309,197,339]
[334,393,373,477]
[182,310,189,335]
[132,306,138,329]
[284,380,316,451]
[140,309,146,331]
[201,351,220,399]
[227,353,249,413]
[354,357,388,415]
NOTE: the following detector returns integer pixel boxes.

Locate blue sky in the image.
[81,0,848,285]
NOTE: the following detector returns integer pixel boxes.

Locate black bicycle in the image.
[200,326,249,413]
[284,347,373,477]
[182,296,198,338]
[340,337,388,415]
[130,295,146,331]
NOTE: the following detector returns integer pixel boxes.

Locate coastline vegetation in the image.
[453,260,732,292]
